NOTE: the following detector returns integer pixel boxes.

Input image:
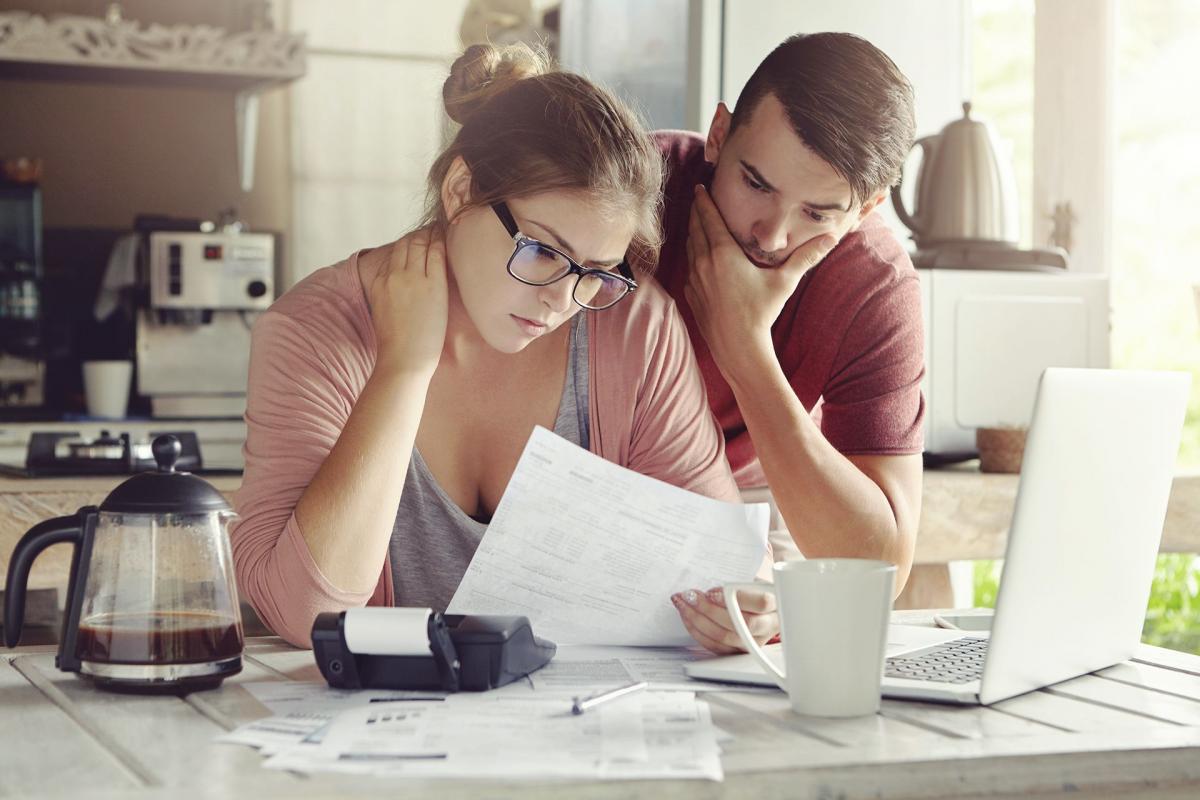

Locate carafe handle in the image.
[3,513,84,648]
[890,134,938,239]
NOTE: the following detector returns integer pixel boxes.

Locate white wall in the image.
[560,0,690,131]
[286,0,468,284]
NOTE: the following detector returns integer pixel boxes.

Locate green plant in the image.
[973,559,1002,610]
[1142,553,1200,654]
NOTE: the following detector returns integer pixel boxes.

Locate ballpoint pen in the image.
[571,681,648,715]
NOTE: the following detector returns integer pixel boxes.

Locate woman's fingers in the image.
[673,596,744,654]
[672,589,779,654]
[369,226,450,374]
[404,227,431,272]
[424,227,447,280]
[706,586,777,615]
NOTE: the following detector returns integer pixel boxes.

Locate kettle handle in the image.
[890,135,938,238]
[3,513,84,648]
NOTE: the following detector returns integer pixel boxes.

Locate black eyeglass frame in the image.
[490,201,638,310]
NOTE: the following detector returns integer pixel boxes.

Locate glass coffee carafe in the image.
[4,435,243,692]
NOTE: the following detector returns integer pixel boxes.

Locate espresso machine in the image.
[136,230,275,418]
[0,179,46,411]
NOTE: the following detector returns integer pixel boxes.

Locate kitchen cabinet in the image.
[0,10,306,192]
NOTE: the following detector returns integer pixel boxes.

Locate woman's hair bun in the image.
[443,42,551,126]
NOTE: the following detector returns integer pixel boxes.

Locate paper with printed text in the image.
[448,426,769,645]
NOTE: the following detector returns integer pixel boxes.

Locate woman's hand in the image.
[367,227,449,377]
[672,586,779,654]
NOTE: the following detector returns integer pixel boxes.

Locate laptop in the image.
[686,368,1191,705]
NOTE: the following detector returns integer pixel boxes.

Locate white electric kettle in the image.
[891,101,1020,249]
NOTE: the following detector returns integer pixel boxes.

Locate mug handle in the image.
[723,582,786,692]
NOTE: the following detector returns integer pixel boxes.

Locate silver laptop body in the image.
[686,368,1190,705]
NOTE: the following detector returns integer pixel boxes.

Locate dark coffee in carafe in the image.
[76,611,243,664]
[4,437,245,693]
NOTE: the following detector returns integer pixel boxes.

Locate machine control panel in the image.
[149,232,275,311]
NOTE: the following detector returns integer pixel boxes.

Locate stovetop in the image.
[0,418,247,475]
[11,429,204,477]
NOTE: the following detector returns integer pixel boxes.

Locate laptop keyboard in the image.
[885,636,989,684]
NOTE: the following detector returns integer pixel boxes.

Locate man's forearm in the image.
[724,345,913,582]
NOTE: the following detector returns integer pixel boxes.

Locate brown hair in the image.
[423,43,664,268]
[730,33,915,205]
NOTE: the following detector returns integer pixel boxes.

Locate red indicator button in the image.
[204,244,223,260]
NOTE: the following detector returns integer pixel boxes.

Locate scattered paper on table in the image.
[260,691,722,781]
[217,681,446,754]
[240,680,443,716]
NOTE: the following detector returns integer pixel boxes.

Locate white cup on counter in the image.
[725,558,896,717]
[82,360,133,419]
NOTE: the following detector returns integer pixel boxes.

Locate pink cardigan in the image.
[231,247,740,647]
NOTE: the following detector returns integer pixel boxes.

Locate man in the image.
[662,33,925,653]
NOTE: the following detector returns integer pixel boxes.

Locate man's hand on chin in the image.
[684,185,835,379]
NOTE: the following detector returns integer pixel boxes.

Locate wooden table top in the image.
[3,610,1200,799]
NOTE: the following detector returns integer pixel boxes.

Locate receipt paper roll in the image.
[342,607,433,656]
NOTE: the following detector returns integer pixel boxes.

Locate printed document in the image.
[448,426,769,645]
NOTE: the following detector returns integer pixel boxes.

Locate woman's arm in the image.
[291,366,432,592]
[232,230,446,645]
[292,228,448,591]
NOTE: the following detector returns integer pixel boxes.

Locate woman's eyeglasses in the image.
[491,201,637,310]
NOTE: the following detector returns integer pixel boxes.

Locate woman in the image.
[231,44,777,651]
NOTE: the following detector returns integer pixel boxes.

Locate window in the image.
[970,0,1200,654]
[1112,0,1200,655]
[1113,0,1200,468]
[970,0,1034,250]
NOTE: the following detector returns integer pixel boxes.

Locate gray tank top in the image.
[388,315,590,610]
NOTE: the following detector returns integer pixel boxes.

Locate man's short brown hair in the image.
[730,32,915,206]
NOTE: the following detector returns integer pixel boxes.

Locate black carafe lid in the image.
[99,435,231,514]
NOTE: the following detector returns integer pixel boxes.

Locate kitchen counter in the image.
[895,467,1200,608]
[914,467,1200,561]
[3,469,1200,608]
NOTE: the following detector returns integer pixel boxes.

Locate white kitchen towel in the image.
[93,232,140,322]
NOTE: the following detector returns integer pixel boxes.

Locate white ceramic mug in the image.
[725,559,896,717]
[83,360,133,419]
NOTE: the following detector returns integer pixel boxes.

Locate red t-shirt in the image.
[653,131,926,488]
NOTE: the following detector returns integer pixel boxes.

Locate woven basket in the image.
[976,427,1027,474]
